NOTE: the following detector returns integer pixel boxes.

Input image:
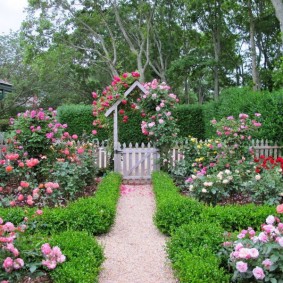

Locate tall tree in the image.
[271,0,283,43]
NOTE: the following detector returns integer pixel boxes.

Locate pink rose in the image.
[3,257,14,272]
[249,248,259,259]
[236,261,248,273]
[262,259,272,269]
[77,147,84,154]
[252,266,265,280]
[41,243,52,255]
[276,204,283,214]
[13,258,24,270]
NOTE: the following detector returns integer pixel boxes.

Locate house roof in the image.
[0,79,12,92]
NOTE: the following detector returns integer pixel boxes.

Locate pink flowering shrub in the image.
[92,72,179,165]
[179,113,269,205]
[0,217,65,282]
[0,109,98,207]
[220,213,283,282]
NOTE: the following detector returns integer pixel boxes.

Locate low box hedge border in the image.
[152,171,278,283]
[0,172,122,282]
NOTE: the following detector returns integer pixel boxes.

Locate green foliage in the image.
[0,119,9,131]
[173,104,205,140]
[171,248,230,283]
[202,100,220,138]
[118,110,148,144]
[49,230,103,283]
[200,204,276,232]
[152,171,203,235]
[57,104,109,140]
[34,172,121,235]
[167,221,225,262]
[204,87,283,142]
[0,207,30,224]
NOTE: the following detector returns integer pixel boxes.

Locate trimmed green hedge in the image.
[50,230,104,283]
[34,172,122,235]
[152,171,278,283]
[0,172,121,282]
[173,104,205,140]
[171,248,230,283]
[57,104,109,140]
[204,87,283,141]
[152,171,203,235]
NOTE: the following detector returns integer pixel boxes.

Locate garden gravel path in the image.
[97,184,177,283]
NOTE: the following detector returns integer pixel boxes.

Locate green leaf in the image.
[30,264,37,273]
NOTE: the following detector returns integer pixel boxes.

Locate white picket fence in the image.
[251,139,282,159]
[0,132,282,177]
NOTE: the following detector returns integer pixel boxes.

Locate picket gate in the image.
[114,142,160,181]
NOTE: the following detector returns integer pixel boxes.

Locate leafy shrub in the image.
[167,221,225,262]
[57,104,110,141]
[0,207,29,224]
[205,87,283,142]
[0,119,9,131]
[49,230,103,283]
[152,171,203,235]
[34,172,121,235]
[200,204,276,232]
[118,110,148,144]
[172,248,230,283]
[173,104,205,140]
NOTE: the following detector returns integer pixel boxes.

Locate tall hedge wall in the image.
[173,104,205,140]
[57,104,109,141]
[206,87,283,142]
[56,87,283,144]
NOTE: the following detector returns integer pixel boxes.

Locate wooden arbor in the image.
[105,80,147,172]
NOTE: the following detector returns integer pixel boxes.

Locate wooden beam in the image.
[104,81,147,117]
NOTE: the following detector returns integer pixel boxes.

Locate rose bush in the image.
[0,216,65,282]
[219,211,283,282]
[92,72,180,165]
[0,109,98,208]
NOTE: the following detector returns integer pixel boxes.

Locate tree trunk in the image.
[248,0,261,91]
[212,1,221,100]
[271,0,283,44]
[184,76,189,104]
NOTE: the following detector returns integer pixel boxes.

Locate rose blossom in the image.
[236,261,248,273]
[252,266,265,280]
[266,215,275,225]
[41,243,52,255]
[262,259,272,269]
[13,258,24,270]
[3,257,14,272]
[276,204,283,214]
[249,248,259,259]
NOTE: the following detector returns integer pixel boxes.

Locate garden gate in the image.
[114,142,160,181]
[105,80,160,181]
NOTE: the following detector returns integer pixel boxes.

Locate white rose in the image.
[201,188,207,193]
[225,169,231,175]
[255,174,261,181]
[222,179,229,184]
[189,185,194,191]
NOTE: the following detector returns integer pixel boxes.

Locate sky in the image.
[0,0,29,35]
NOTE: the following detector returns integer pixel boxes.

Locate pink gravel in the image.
[97,184,177,283]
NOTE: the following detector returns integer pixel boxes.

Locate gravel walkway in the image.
[97,184,177,283]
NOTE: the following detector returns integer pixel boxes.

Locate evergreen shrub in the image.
[173,104,205,140]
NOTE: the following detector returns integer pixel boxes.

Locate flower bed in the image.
[152,171,280,282]
[0,172,122,282]
[171,113,283,206]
